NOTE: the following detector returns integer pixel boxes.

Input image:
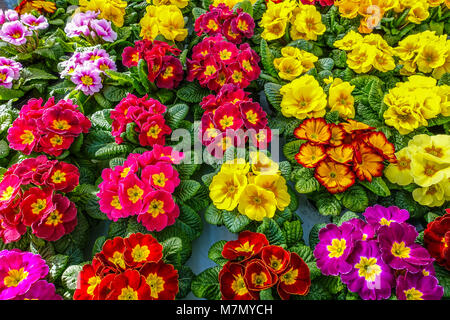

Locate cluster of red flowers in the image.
[7,97,91,157]
[199,84,271,157]
[424,210,450,271]
[74,233,179,300]
[0,156,79,243]
[294,118,396,193]
[110,93,171,146]
[122,40,183,89]
[187,35,260,92]
[219,231,311,300]
[194,4,255,44]
[98,146,183,232]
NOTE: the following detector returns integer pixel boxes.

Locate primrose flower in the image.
[424,213,450,271]
[20,13,48,30]
[396,271,443,300]
[363,205,410,231]
[0,20,31,46]
[12,280,62,300]
[71,66,102,95]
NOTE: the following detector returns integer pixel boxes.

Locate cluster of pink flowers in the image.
[200,84,271,156]
[111,93,171,146]
[194,4,255,44]
[122,40,183,89]
[7,97,91,157]
[60,47,116,95]
[98,146,184,232]
[0,249,62,300]
[187,35,260,92]
[0,156,80,243]
[0,57,22,89]
[266,0,333,5]
[64,11,117,43]
[0,9,48,46]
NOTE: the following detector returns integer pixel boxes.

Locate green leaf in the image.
[125,122,139,144]
[174,204,203,241]
[289,244,314,263]
[174,180,201,203]
[162,237,183,265]
[223,210,251,233]
[103,85,128,102]
[260,288,274,300]
[233,0,253,16]
[166,103,189,128]
[0,112,12,133]
[61,265,83,292]
[137,58,151,92]
[264,82,282,111]
[90,109,113,131]
[108,219,128,239]
[315,58,334,71]
[334,211,360,226]
[320,275,345,295]
[283,140,303,163]
[294,167,320,194]
[191,266,221,300]
[176,82,210,103]
[0,87,24,100]
[0,140,9,159]
[359,177,391,197]
[208,240,228,267]
[342,185,369,213]
[47,254,69,283]
[94,142,134,160]
[260,38,278,78]
[176,266,195,299]
[434,264,450,298]
[104,69,134,85]
[22,67,58,83]
[205,203,224,225]
[192,7,207,21]
[256,218,286,246]
[92,236,106,256]
[309,223,327,250]
[316,194,342,216]
[283,220,303,248]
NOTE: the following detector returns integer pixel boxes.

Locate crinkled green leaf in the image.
[208,240,228,267]
[256,217,286,246]
[191,266,221,300]
[223,210,251,233]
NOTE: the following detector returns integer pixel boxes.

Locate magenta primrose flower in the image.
[20,13,49,30]
[363,205,410,231]
[0,20,31,46]
[341,240,394,300]
[0,249,49,300]
[0,67,14,89]
[70,66,102,95]
[396,271,443,300]
[11,280,62,300]
[313,222,362,276]
[378,222,434,273]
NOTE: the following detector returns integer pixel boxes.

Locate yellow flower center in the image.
[146,273,165,299]
[147,125,162,139]
[231,274,248,296]
[269,256,282,271]
[404,288,423,300]
[87,276,101,296]
[398,157,411,170]
[80,75,93,86]
[52,119,71,131]
[391,241,411,258]
[204,65,217,76]
[355,257,381,282]
[235,241,254,253]
[131,245,150,262]
[127,185,144,203]
[423,164,439,177]
[3,268,29,287]
[425,146,443,158]
[50,134,64,147]
[45,210,63,226]
[111,196,122,210]
[219,115,234,129]
[108,252,126,269]
[118,286,138,300]
[147,199,165,218]
[31,199,47,215]
[51,170,67,185]
[12,33,21,39]
[162,66,174,79]
[232,70,243,83]
[20,130,35,145]
[251,272,268,287]
[0,186,15,202]
[280,268,298,285]
[219,49,232,61]
[152,173,168,188]
[120,167,131,178]
[237,19,248,32]
[207,19,219,31]
[379,218,393,226]
[242,60,253,72]
[327,238,346,258]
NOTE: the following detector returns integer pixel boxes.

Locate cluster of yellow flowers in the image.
[260,0,326,41]
[383,75,450,135]
[140,5,188,41]
[394,31,450,79]
[280,74,356,120]
[273,46,318,81]
[335,0,448,34]
[208,153,291,221]
[334,30,396,73]
[148,0,189,8]
[79,0,127,27]
[385,134,450,207]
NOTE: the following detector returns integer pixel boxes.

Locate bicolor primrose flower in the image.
[0,20,31,46]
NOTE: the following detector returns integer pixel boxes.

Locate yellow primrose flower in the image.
[412,183,446,207]
[383,102,427,135]
[238,184,277,221]
[328,78,355,119]
[334,30,364,51]
[150,0,189,8]
[291,5,326,41]
[220,158,250,176]
[140,14,159,40]
[415,43,448,74]
[323,76,334,85]
[337,0,360,19]
[254,174,291,211]
[436,85,450,116]
[157,5,188,41]
[260,0,296,41]
[427,0,445,6]
[280,74,327,120]
[394,33,422,61]
[346,43,377,73]
[281,46,302,59]
[407,134,450,164]
[407,2,430,24]
[432,54,450,80]
[274,57,304,81]
[410,155,450,187]
[249,152,280,176]
[384,148,414,186]
[79,0,127,27]
[298,50,319,71]
[209,172,247,211]
[372,49,396,72]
